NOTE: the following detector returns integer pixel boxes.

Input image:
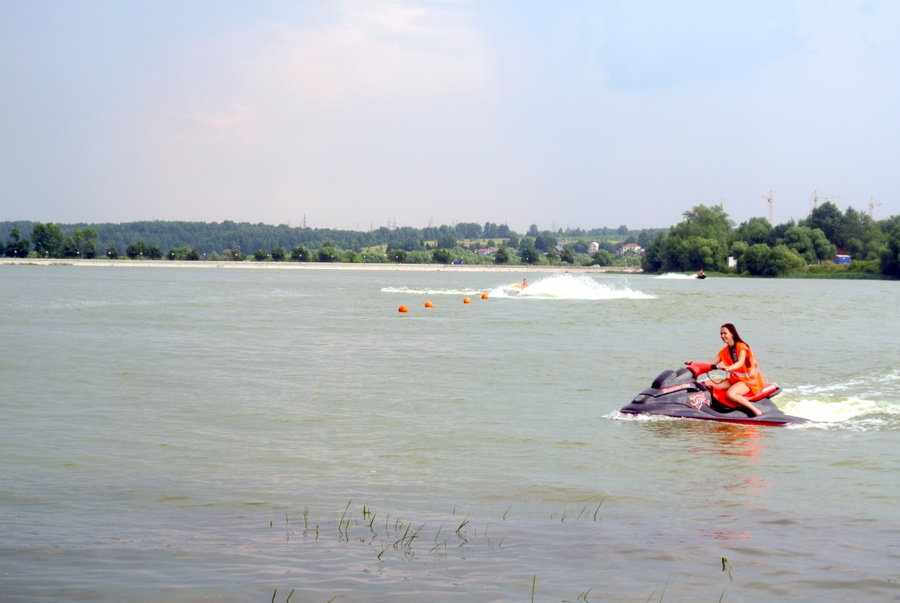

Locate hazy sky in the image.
[2,1,898,233]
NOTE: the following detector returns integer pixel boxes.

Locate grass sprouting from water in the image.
[645,573,671,602]
[455,517,470,535]
[722,556,733,581]
[338,499,352,536]
[271,499,610,598]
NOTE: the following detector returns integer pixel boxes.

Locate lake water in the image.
[1,265,898,602]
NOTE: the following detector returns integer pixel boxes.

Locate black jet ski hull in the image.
[620,366,809,426]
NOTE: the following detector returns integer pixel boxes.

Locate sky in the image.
[2,0,898,233]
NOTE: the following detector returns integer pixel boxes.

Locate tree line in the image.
[1,220,662,268]
[640,202,900,278]
[4,206,898,277]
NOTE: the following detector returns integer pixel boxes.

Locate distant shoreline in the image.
[0,257,642,274]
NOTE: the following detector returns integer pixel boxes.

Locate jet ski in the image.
[620,362,808,426]
[503,283,525,295]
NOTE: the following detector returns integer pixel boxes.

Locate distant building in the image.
[476,247,499,256]
[835,254,851,265]
[588,242,599,253]
[619,243,644,255]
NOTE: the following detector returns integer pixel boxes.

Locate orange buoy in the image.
[398,305,408,313]
[481,293,489,300]
[424,300,434,308]
[463,297,471,304]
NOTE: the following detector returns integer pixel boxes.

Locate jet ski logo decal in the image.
[660,383,691,394]
[689,393,709,409]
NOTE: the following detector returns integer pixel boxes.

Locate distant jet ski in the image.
[503,283,526,296]
[620,362,808,426]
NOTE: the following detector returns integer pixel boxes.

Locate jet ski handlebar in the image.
[684,361,722,377]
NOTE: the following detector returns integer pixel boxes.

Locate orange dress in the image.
[718,342,765,395]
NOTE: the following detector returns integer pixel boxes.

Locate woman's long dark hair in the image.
[721,323,746,346]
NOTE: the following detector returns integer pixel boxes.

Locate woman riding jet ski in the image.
[620,324,808,425]
[619,361,807,426]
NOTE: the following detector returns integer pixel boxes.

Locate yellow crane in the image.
[869,197,882,218]
[811,189,843,210]
[762,191,773,224]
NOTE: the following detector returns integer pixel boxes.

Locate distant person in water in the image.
[696,269,705,278]
[687,323,765,417]
[522,278,529,288]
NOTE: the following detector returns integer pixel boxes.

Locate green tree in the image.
[291,245,310,261]
[810,228,836,262]
[106,246,119,259]
[387,248,407,263]
[166,245,195,260]
[739,243,771,275]
[83,239,98,259]
[63,236,82,258]
[31,223,65,257]
[740,243,805,276]
[545,247,559,263]
[641,234,665,272]
[571,240,589,254]
[591,249,613,266]
[880,223,900,278]
[641,205,733,272]
[75,228,99,258]
[5,228,30,257]
[782,226,815,264]
[493,246,511,265]
[271,246,286,261]
[436,233,457,249]
[254,249,269,261]
[317,243,341,262]
[126,241,149,259]
[729,241,748,267]
[764,245,807,276]
[735,216,772,245]
[456,222,482,239]
[680,236,720,270]
[520,247,540,264]
[671,204,733,242]
[432,248,453,264]
[803,202,843,246]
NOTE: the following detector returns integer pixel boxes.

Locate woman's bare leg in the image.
[726,382,761,416]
